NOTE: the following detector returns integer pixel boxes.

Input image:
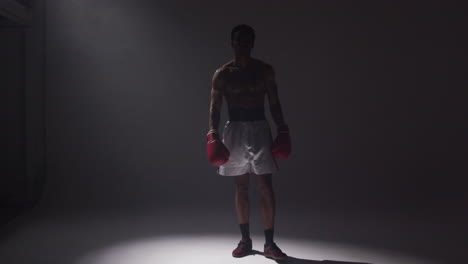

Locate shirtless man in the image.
[206,24,291,260]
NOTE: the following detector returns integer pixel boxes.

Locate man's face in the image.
[232,30,254,54]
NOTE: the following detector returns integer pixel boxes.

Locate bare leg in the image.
[232,173,253,257]
[234,173,250,224]
[256,173,287,259]
[257,173,275,229]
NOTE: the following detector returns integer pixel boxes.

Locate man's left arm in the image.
[265,65,286,128]
[265,64,291,159]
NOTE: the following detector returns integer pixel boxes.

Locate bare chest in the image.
[224,68,266,95]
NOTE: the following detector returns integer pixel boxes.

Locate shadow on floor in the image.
[250,249,373,264]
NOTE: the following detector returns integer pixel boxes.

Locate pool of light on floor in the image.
[76,234,438,264]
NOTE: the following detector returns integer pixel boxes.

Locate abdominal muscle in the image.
[223,60,267,121]
[226,96,266,121]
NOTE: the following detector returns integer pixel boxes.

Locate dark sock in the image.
[240,223,250,240]
[265,227,274,246]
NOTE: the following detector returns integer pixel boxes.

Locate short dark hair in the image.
[231,24,255,43]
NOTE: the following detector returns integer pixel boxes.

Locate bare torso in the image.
[218,58,269,121]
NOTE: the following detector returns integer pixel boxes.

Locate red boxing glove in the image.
[271,124,291,159]
[206,129,230,166]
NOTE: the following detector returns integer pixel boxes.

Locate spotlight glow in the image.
[76,234,437,264]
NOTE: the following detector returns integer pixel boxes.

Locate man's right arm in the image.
[208,68,225,131]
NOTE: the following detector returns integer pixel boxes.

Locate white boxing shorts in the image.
[218,120,279,176]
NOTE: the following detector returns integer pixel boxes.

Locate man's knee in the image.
[235,173,250,194]
[235,183,249,194]
[257,173,273,194]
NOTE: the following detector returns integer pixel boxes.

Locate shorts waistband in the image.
[227,119,268,124]
[228,107,266,121]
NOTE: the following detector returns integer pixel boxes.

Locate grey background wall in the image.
[1,0,45,208]
[40,0,466,212]
[1,27,26,206]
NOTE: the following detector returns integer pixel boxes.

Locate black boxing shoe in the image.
[232,238,252,258]
[264,242,288,260]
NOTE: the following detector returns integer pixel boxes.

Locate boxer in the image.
[207,24,291,260]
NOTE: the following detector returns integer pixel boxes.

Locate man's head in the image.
[231,24,255,54]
